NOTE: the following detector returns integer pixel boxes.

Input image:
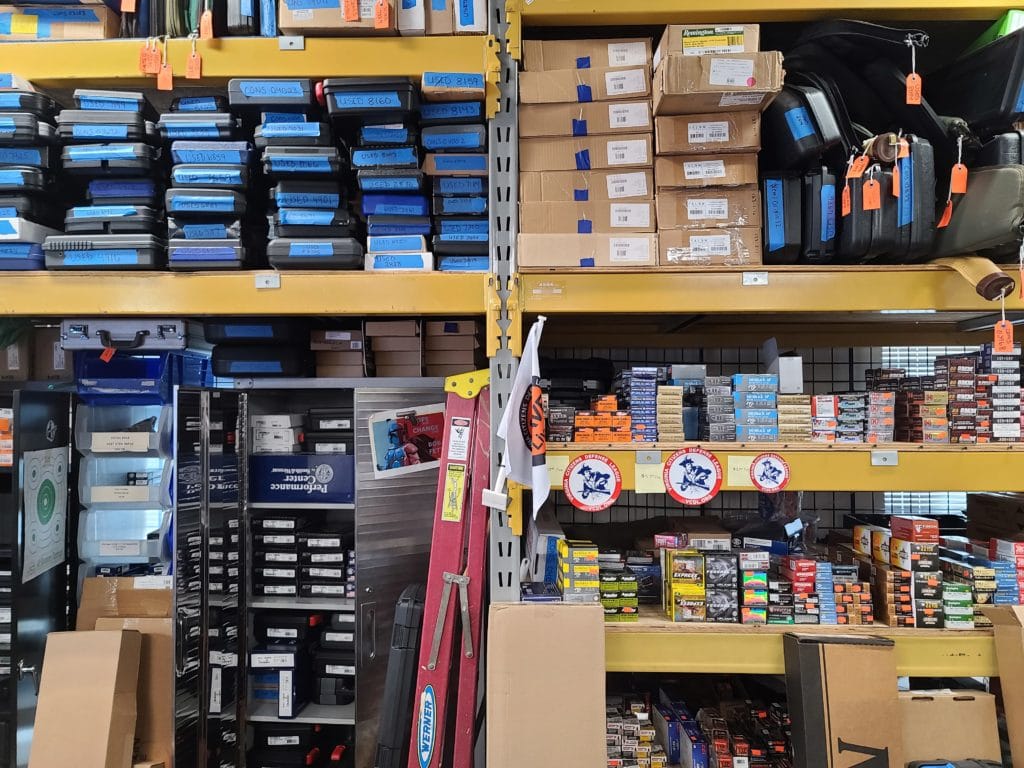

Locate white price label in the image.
[309,567,343,579]
[609,203,651,229]
[687,120,730,144]
[267,628,299,639]
[709,57,756,87]
[209,667,222,714]
[5,344,18,371]
[325,631,355,643]
[99,541,142,557]
[606,172,649,199]
[690,234,732,257]
[683,160,726,180]
[607,41,647,67]
[311,552,345,563]
[94,485,149,503]
[262,568,295,579]
[324,331,353,341]
[609,237,651,264]
[263,519,294,530]
[307,536,341,548]
[133,576,173,590]
[251,653,294,668]
[312,584,344,594]
[606,139,647,166]
[269,737,301,746]
[278,670,293,717]
[316,443,348,453]
[264,584,296,595]
[326,664,356,676]
[607,102,650,130]
[604,68,646,95]
[687,198,729,221]
[263,535,294,545]
[321,418,352,429]
[92,432,150,453]
[266,551,297,563]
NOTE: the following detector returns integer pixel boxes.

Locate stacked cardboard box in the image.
[767,575,793,625]
[252,414,303,454]
[810,394,839,443]
[741,565,767,624]
[311,329,367,378]
[782,556,820,625]
[424,320,484,377]
[888,516,944,628]
[777,394,811,441]
[815,561,837,624]
[704,551,738,622]
[600,568,639,623]
[833,565,873,625]
[668,364,706,439]
[936,354,980,444]
[941,556,996,629]
[895,388,949,443]
[656,385,685,442]
[662,548,706,621]
[364,319,422,377]
[703,375,734,441]
[608,696,668,767]
[617,367,659,442]
[557,539,600,604]
[547,405,576,443]
[652,24,781,267]
[733,374,778,442]
[980,341,1022,443]
[519,37,658,270]
[990,538,1024,604]
[574,395,631,443]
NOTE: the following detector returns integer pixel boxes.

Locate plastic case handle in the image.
[98,329,150,350]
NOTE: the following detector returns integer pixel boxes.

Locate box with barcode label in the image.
[524,38,653,71]
[520,201,655,233]
[278,0,397,35]
[0,336,29,382]
[520,100,652,138]
[654,153,758,189]
[520,169,654,202]
[0,5,120,40]
[518,233,658,270]
[656,187,761,229]
[655,111,760,154]
[654,24,760,68]
[520,66,652,105]
[658,227,761,267]
[520,134,653,172]
[653,51,783,116]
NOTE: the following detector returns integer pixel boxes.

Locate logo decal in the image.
[562,453,622,512]
[313,463,335,484]
[663,447,723,506]
[750,452,790,493]
[45,419,57,443]
[417,685,436,768]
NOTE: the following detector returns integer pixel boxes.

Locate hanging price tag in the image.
[186,51,202,79]
[841,183,851,217]
[343,0,358,20]
[138,42,150,73]
[905,72,922,105]
[373,0,389,29]
[142,43,161,74]
[862,178,881,211]
[199,9,214,39]
[847,155,869,179]
[100,347,115,363]
[951,163,968,195]
[937,199,953,229]
[892,163,901,197]
[995,320,1015,353]
[897,138,910,159]
[122,0,137,13]
[157,62,174,91]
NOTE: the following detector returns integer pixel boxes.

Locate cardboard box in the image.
[76,576,174,631]
[397,0,424,34]
[96,618,173,768]
[658,227,761,267]
[424,334,480,351]
[315,350,366,366]
[317,365,366,378]
[899,690,1001,762]
[425,349,484,365]
[655,187,760,229]
[370,335,422,352]
[890,515,940,543]
[30,630,142,768]
[520,134,653,172]
[654,153,759,189]
[453,0,484,33]
[655,111,761,154]
[376,365,422,377]
[278,0,397,35]
[365,319,420,336]
[0,5,120,40]
[784,634,903,768]
[32,326,72,381]
[520,100,652,138]
[982,605,1024,766]
[375,350,422,366]
[518,233,658,270]
[487,604,605,768]
[0,336,30,382]
[520,200,655,233]
[425,320,481,336]
[520,66,651,104]
[310,329,364,350]
[653,52,784,116]
[654,24,761,66]
[520,169,654,202]
[425,0,452,34]
[524,38,653,71]
[426,364,477,377]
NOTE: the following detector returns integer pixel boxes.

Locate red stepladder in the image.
[409,370,491,768]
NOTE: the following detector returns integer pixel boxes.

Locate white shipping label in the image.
[604,69,646,96]
[312,584,344,594]
[263,568,295,578]
[720,92,765,107]
[5,344,18,371]
[311,552,345,563]
[325,632,355,643]
[263,519,295,530]
[690,234,732,257]
[263,535,294,545]
[607,41,647,67]
[269,737,301,746]
[606,172,649,199]
[683,160,726,180]
[266,552,297,562]
[687,198,729,220]
[317,443,348,454]
[291,8,312,18]
[251,653,295,668]
[607,102,650,129]
[609,238,651,263]
[321,419,352,429]
[134,575,173,590]
[264,585,296,594]
[93,486,149,503]
[309,567,343,578]
[209,667,222,714]
[709,58,756,87]
[606,139,648,166]
[267,628,299,639]
[609,203,651,229]
[98,541,142,557]
[307,537,342,548]
[91,432,150,453]
[324,331,353,340]
[279,670,293,717]
[687,120,730,144]
[325,664,356,676]
[52,342,65,371]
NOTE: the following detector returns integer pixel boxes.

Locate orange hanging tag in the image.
[841,183,851,217]
[144,45,161,74]
[343,0,358,20]
[995,320,1015,354]
[862,178,881,211]
[157,62,173,91]
[892,163,901,197]
[373,0,389,29]
[100,347,115,363]
[905,72,922,105]
[186,51,202,79]
[138,42,150,73]
[847,155,869,179]
[937,199,953,229]
[897,138,910,159]
[122,0,137,12]
[199,9,214,39]
[951,163,968,195]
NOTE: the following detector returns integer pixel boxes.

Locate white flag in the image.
[495,316,548,519]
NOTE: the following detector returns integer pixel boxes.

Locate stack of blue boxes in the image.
[986,555,1020,605]
[733,374,780,443]
[815,561,837,624]
[617,366,659,443]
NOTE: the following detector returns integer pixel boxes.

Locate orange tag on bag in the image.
[186,51,202,79]
[951,163,968,195]
[897,138,910,159]
[343,0,358,20]
[373,0,389,28]
[892,163,901,197]
[937,199,953,229]
[144,47,161,74]
[122,0,137,12]
[100,347,115,363]
[995,319,1015,353]
[847,155,869,179]
[905,72,922,105]
[199,9,214,38]
[841,183,851,216]
[157,62,173,91]
[862,179,881,210]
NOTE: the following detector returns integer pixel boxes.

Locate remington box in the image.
[654,24,761,65]
[890,539,940,572]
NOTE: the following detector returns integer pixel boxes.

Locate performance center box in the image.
[249,454,354,505]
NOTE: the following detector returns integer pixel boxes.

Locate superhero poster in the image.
[368,403,446,479]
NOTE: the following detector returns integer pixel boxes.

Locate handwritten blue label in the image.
[352,147,417,167]
[456,0,474,26]
[423,131,482,150]
[0,148,41,165]
[183,223,227,239]
[63,249,140,266]
[66,144,138,160]
[784,106,815,142]
[898,155,913,227]
[165,123,222,138]
[440,219,487,234]
[241,0,254,15]
[368,235,423,251]
[0,170,23,186]
[262,122,321,138]
[820,183,835,242]
[0,208,14,217]
[0,243,36,258]
[423,72,484,90]
[263,111,305,124]
[332,92,401,109]
[420,102,480,121]
[437,177,482,194]
[765,178,785,252]
[0,94,21,109]
[361,126,409,144]
[274,191,338,209]
[364,194,427,215]
[433,154,486,172]
[359,175,420,191]
[27,8,98,21]
[438,256,487,271]
[173,147,245,164]
[269,155,332,173]
[288,242,333,257]
[78,96,138,111]
[442,196,485,214]
[170,246,236,260]
[367,221,432,235]
[371,253,426,269]
[279,209,333,225]
[238,80,305,99]
[438,232,487,242]
[170,195,235,212]
[283,0,339,10]
[71,205,137,218]
[89,180,154,199]
[177,96,220,112]
[72,124,129,139]
[173,168,243,186]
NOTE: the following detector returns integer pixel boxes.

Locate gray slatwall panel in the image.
[354,387,443,768]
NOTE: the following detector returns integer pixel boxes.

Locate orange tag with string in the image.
[144,47,161,74]
[905,72,922,105]
[343,0,358,20]
[186,51,202,79]
[847,155,869,179]
[100,347,115,363]
[892,163,901,197]
[841,184,851,217]
[122,0,137,12]
[937,199,953,229]
[951,163,968,195]
[862,179,881,210]
[138,42,150,73]
[373,0,389,28]
[157,62,173,91]
[199,9,214,39]
[995,320,1015,353]
[897,138,910,159]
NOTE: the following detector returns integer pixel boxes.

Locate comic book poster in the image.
[368,403,446,479]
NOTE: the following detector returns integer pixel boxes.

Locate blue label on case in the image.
[26,8,98,21]
[0,75,11,88]
[361,126,408,144]
[438,233,487,242]
[0,170,24,185]
[0,208,14,217]
[820,183,836,242]
[574,149,591,171]
[67,144,138,160]
[0,219,14,234]
[0,148,40,165]
[171,195,234,212]
[73,124,129,139]
[576,84,593,103]
[373,203,423,215]
[279,209,333,225]
[0,243,35,258]
[165,123,221,138]
[183,223,227,239]
[370,235,421,251]
[89,180,154,199]
[0,117,14,131]
[573,188,588,201]
[898,155,913,227]
[276,191,340,209]
[283,0,339,9]
[288,242,333,257]
[262,122,320,138]
[177,96,219,112]
[438,256,487,271]
[765,178,785,252]
[78,97,138,111]
[423,131,481,150]
[174,147,245,164]
[63,249,139,266]
[457,0,473,26]
[171,246,236,260]
[437,177,482,195]
[263,112,306,125]
[576,56,590,69]
[360,176,420,191]
[440,219,487,234]
[230,360,283,373]
[71,205,137,218]
[371,253,426,269]
[352,147,417,167]
[238,80,305,99]
[223,325,273,338]
[332,92,401,109]
[0,94,21,108]
[572,118,587,137]
[173,168,243,186]
[784,106,815,142]
[367,222,432,236]
[420,102,480,121]
[433,154,486,172]
[442,197,485,214]
[269,156,332,173]
[423,72,484,90]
